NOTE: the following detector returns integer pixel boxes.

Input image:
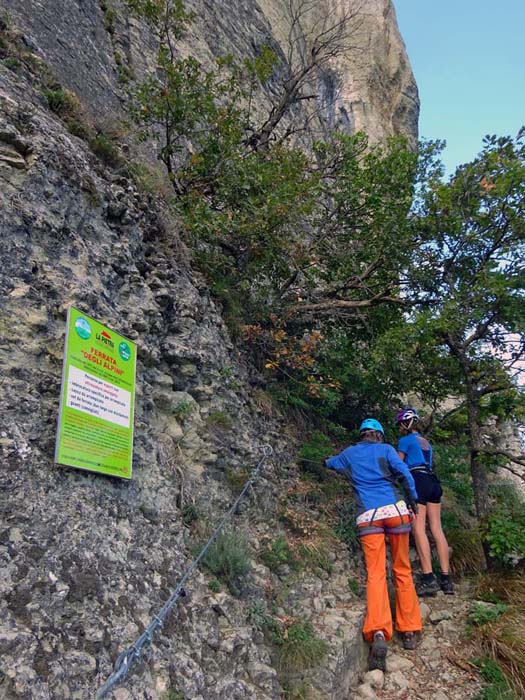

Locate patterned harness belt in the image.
[357,503,412,537]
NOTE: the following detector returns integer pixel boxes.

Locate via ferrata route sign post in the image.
[55,306,137,479]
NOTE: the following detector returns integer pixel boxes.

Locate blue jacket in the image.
[326,442,418,516]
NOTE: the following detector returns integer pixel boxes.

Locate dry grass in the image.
[475,575,525,606]
[477,608,525,697]
[447,527,485,575]
[474,574,525,697]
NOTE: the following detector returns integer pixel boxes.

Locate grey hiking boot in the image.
[402,631,420,650]
[415,575,439,597]
[368,631,387,671]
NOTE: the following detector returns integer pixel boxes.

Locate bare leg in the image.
[411,505,433,573]
[426,502,450,574]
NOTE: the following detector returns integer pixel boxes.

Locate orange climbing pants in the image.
[359,513,421,642]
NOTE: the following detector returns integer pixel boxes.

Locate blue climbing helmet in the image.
[359,418,384,434]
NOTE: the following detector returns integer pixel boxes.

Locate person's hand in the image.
[408,498,419,519]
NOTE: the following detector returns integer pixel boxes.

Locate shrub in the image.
[260,535,298,572]
[483,484,525,567]
[276,621,328,671]
[248,600,273,631]
[44,87,78,116]
[469,603,508,627]
[485,509,525,566]
[181,503,199,526]
[89,133,123,168]
[2,56,19,71]
[127,162,169,197]
[199,529,251,595]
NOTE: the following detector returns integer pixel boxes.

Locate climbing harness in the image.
[96,444,273,699]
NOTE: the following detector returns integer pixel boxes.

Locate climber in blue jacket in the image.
[326,418,422,671]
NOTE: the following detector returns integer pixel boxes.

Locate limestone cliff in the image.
[4,0,419,145]
[0,3,418,699]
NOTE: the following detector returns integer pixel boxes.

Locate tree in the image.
[410,134,525,520]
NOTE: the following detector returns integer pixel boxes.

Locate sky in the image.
[394,0,525,175]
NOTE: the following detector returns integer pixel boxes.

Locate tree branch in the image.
[286,292,405,317]
[481,447,525,468]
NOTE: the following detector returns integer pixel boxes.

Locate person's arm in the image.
[386,445,418,509]
[325,450,350,473]
[397,450,406,460]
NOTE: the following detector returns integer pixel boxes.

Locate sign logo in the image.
[96,329,115,349]
[74,317,91,340]
[119,342,131,361]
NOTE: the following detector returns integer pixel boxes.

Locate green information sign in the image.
[55,306,137,479]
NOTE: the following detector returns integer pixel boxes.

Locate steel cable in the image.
[97,444,273,699]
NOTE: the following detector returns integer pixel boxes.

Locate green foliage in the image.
[121,0,525,551]
[163,690,185,700]
[347,576,360,595]
[275,621,328,671]
[99,0,116,34]
[469,603,508,627]
[433,442,475,512]
[298,431,332,480]
[207,579,220,593]
[170,399,194,420]
[199,529,251,595]
[2,56,19,71]
[282,680,314,700]
[181,503,199,526]
[247,600,273,630]
[485,504,525,567]
[474,658,517,700]
[89,133,123,168]
[224,466,249,493]
[260,535,298,572]
[44,86,79,116]
[206,411,233,431]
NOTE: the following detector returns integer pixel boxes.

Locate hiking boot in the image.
[402,631,420,650]
[440,577,455,595]
[368,631,387,671]
[415,575,439,597]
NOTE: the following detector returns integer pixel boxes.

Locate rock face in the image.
[4,0,419,145]
[0,2,418,699]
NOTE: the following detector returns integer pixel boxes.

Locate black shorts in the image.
[412,470,443,505]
